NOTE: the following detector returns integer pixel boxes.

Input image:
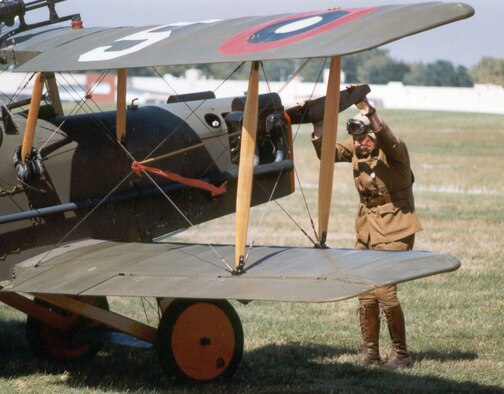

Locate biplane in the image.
[0,0,473,383]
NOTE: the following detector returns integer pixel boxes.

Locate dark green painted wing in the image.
[2,240,461,302]
[1,2,473,72]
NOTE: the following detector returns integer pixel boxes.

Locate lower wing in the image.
[2,240,460,302]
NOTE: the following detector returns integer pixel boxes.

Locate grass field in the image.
[1,109,503,393]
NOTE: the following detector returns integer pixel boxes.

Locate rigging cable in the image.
[21,59,328,271]
[61,69,236,271]
[58,69,237,271]
[244,58,327,258]
[292,58,328,244]
[145,62,245,169]
[39,71,112,151]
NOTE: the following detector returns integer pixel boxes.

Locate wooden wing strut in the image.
[317,57,341,247]
[21,72,45,161]
[234,61,259,273]
[116,68,127,142]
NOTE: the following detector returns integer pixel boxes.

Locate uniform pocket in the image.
[376,200,410,238]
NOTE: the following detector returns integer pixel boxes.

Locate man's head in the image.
[347,113,376,157]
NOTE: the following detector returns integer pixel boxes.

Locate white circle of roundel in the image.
[274,16,323,35]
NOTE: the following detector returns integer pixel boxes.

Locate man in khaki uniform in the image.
[312,96,422,369]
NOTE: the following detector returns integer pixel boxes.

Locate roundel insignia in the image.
[220,7,378,56]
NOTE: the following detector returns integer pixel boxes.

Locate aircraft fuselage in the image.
[0,93,294,280]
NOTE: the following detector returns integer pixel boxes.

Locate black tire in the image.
[26,296,109,363]
[157,298,243,382]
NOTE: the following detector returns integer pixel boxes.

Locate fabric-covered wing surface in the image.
[2,240,461,302]
[3,2,474,72]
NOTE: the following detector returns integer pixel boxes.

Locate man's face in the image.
[353,134,376,157]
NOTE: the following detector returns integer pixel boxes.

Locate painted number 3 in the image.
[79,25,174,62]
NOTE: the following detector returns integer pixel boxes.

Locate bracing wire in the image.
[18,58,329,272]
[42,65,247,271]
[144,62,245,166]
[243,59,328,258]
[140,296,160,325]
[277,58,312,95]
[286,59,329,243]
[138,168,234,272]
[39,71,112,152]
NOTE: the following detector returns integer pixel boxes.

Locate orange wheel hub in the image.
[171,303,235,381]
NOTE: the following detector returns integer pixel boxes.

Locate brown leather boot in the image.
[382,304,413,369]
[358,304,381,366]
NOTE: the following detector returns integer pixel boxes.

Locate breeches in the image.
[355,234,415,310]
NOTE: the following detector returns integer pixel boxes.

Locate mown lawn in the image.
[1,109,503,393]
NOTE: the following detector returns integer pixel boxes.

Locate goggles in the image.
[346,118,371,137]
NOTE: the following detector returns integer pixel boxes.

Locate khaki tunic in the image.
[313,122,422,247]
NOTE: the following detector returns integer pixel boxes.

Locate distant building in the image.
[1,71,503,114]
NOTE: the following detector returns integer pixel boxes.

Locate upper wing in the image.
[2,239,460,302]
[2,2,474,72]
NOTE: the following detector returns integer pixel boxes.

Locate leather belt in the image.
[360,187,412,207]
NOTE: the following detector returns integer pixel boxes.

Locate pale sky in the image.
[30,0,503,68]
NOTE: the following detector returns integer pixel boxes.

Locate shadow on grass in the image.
[413,349,479,363]
[0,321,502,393]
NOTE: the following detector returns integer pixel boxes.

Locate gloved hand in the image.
[355,97,376,117]
[346,84,375,117]
[312,119,323,140]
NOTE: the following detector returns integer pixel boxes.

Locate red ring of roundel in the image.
[219,7,379,56]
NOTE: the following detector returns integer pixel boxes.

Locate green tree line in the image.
[133,50,504,87]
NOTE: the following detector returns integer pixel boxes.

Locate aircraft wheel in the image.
[26,296,109,363]
[157,298,243,382]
